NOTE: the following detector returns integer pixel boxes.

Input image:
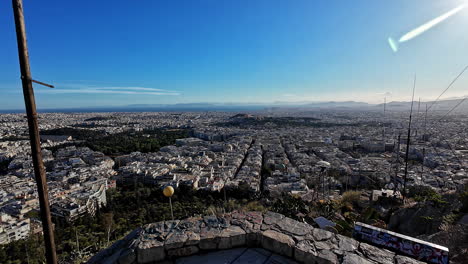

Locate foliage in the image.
[0,234,45,264]
[214,116,361,129]
[0,158,11,175]
[271,193,308,220]
[336,191,361,211]
[419,215,434,222]
[84,116,113,122]
[41,127,190,156]
[460,185,468,213]
[358,207,380,224]
[242,201,267,212]
[407,185,447,207]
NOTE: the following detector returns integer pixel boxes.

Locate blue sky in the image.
[1,0,468,109]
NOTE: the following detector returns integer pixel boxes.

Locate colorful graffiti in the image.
[353,222,449,264]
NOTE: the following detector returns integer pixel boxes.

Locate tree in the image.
[100,212,114,247]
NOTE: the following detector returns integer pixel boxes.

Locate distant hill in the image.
[1,98,466,114]
[376,98,468,113]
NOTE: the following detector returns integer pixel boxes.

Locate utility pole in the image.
[416,97,421,137]
[383,97,386,150]
[394,133,401,194]
[421,104,428,182]
[11,1,57,264]
[403,76,417,200]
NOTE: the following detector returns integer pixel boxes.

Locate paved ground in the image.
[175,248,298,264]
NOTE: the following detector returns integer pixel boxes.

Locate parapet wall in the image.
[88,211,425,264]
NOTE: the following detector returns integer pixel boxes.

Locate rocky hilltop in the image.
[88,211,426,264]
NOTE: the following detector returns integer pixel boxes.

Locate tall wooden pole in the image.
[11,1,58,263]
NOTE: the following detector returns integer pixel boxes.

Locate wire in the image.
[427,65,468,111]
[438,97,468,121]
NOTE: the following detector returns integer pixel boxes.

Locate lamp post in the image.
[163,186,175,221]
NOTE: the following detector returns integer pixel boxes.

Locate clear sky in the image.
[1,0,468,109]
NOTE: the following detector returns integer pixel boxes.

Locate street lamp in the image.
[163,185,175,221]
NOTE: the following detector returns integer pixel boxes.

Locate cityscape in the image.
[1,107,467,263]
[1,1,468,264]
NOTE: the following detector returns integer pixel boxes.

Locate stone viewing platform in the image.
[88,211,426,264]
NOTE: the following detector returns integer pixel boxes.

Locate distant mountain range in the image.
[375,98,468,112]
[1,98,466,113]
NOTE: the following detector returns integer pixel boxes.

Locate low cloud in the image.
[38,84,180,96]
[376,92,392,97]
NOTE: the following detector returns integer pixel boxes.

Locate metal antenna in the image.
[416,97,421,137]
[394,133,401,194]
[11,1,57,263]
[403,75,416,200]
[421,104,428,182]
[383,97,386,150]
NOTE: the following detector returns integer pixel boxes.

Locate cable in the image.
[438,97,468,121]
[427,65,468,111]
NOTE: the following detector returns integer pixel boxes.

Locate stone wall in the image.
[88,211,425,264]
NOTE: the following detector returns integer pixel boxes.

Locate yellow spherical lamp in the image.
[163,186,175,221]
[163,186,174,197]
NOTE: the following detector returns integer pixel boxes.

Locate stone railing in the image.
[88,211,425,264]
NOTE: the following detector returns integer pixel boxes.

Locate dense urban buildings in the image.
[0,109,467,263]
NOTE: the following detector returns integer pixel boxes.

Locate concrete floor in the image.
[175,248,298,264]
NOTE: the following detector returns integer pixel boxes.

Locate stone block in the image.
[314,239,337,251]
[185,231,200,246]
[336,234,359,252]
[316,250,338,264]
[199,227,221,250]
[218,225,246,249]
[246,232,260,247]
[263,211,285,225]
[294,240,318,264]
[342,253,376,264]
[359,243,395,264]
[312,228,334,241]
[167,246,199,258]
[394,255,426,264]
[260,230,295,258]
[136,244,165,263]
[164,231,188,250]
[276,217,313,236]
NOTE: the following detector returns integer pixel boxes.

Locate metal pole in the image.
[169,197,174,221]
[421,104,428,182]
[11,1,57,263]
[403,75,416,200]
[383,97,386,149]
[322,170,325,200]
[416,97,421,137]
[394,133,401,193]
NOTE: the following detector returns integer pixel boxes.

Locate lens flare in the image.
[389,4,466,52]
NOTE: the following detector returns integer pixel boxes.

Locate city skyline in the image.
[1,0,468,109]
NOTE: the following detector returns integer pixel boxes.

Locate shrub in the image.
[338,191,361,211]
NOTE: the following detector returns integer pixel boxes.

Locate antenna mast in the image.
[421,104,428,182]
[403,75,416,200]
[383,97,386,150]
